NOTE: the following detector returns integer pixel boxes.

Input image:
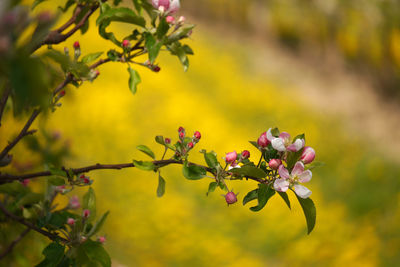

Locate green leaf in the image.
[242,189,258,205]
[305,161,325,170]
[17,193,43,207]
[83,187,96,222]
[250,184,275,212]
[48,177,66,186]
[230,166,267,179]
[81,52,103,64]
[32,0,47,10]
[157,174,166,197]
[107,49,119,61]
[127,67,141,94]
[293,133,305,142]
[286,148,304,171]
[136,145,155,159]
[155,135,164,145]
[166,24,195,44]
[182,45,194,55]
[133,160,155,171]
[296,195,316,234]
[182,161,206,180]
[36,242,65,267]
[96,7,146,27]
[200,150,219,169]
[0,181,29,196]
[206,182,218,196]
[145,33,163,64]
[271,127,280,137]
[80,240,111,267]
[277,191,291,209]
[156,17,170,39]
[88,211,110,237]
[58,0,75,12]
[249,140,259,149]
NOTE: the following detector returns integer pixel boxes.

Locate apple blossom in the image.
[266,128,304,152]
[268,159,282,170]
[69,196,80,209]
[301,146,316,164]
[224,191,238,205]
[257,132,270,148]
[225,151,237,164]
[241,150,250,159]
[152,0,180,14]
[274,162,312,199]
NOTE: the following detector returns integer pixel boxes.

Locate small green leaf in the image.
[295,195,316,234]
[230,166,267,179]
[271,127,280,137]
[157,174,166,197]
[80,240,111,267]
[0,181,29,196]
[166,24,195,44]
[277,191,291,209]
[136,145,155,159]
[58,0,75,12]
[243,189,258,205]
[83,187,96,222]
[96,7,146,27]
[127,67,141,94]
[249,140,259,149]
[200,150,219,169]
[144,33,163,64]
[36,242,65,267]
[286,148,304,170]
[48,177,65,186]
[81,52,103,64]
[305,161,325,170]
[250,184,275,212]
[206,182,218,196]
[155,135,164,145]
[107,49,119,61]
[133,160,155,171]
[17,193,43,207]
[32,0,48,10]
[293,133,305,142]
[182,161,206,180]
[156,17,170,39]
[88,211,110,237]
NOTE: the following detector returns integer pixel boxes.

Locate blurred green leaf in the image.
[88,211,110,237]
[58,0,75,12]
[157,174,166,197]
[305,161,325,170]
[250,184,275,212]
[277,191,291,209]
[107,49,119,61]
[0,181,30,196]
[295,194,316,234]
[271,128,280,137]
[145,33,163,64]
[166,24,195,44]
[48,177,65,186]
[293,133,305,142]
[78,240,111,267]
[136,145,155,159]
[206,181,218,196]
[133,160,155,171]
[127,67,141,94]
[182,161,206,180]
[286,148,304,171]
[156,17,170,39]
[97,7,146,27]
[17,192,43,207]
[249,141,259,149]
[36,242,65,267]
[81,52,103,64]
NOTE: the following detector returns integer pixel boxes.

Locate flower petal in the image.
[274,178,289,192]
[294,184,312,199]
[292,161,305,176]
[279,132,291,142]
[266,128,274,141]
[278,164,290,179]
[298,170,312,183]
[272,138,286,151]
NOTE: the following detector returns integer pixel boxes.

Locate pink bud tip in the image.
[300,146,316,164]
[178,127,185,133]
[83,178,90,184]
[268,159,282,170]
[257,132,270,148]
[153,65,161,72]
[95,70,100,76]
[67,218,75,226]
[83,209,90,218]
[224,191,238,205]
[80,174,85,179]
[166,16,175,24]
[73,41,80,49]
[241,150,250,159]
[165,138,171,144]
[225,151,237,164]
[59,90,65,97]
[179,132,185,139]
[122,39,130,48]
[20,179,30,186]
[194,131,201,140]
[98,236,106,243]
[188,142,194,148]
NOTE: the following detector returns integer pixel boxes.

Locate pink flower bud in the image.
[187,142,194,149]
[95,70,100,76]
[225,151,237,164]
[178,126,184,133]
[69,196,80,209]
[179,132,185,139]
[59,90,65,97]
[83,178,90,184]
[300,146,316,164]
[165,138,171,144]
[224,191,238,205]
[152,65,161,72]
[152,0,170,10]
[122,39,130,48]
[268,159,282,170]
[193,131,201,140]
[166,16,175,24]
[98,236,106,243]
[73,41,80,49]
[257,132,270,148]
[67,218,75,226]
[241,150,250,159]
[20,179,30,187]
[83,209,90,218]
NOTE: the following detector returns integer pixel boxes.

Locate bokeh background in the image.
[2,0,400,266]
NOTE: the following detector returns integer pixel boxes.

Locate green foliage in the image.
[157,173,166,197]
[83,187,97,222]
[127,67,141,95]
[36,242,65,267]
[133,160,156,171]
[249,184,275,212]
[136,145,155,159]
[230,165,267,179]
[81,52,104,64]
[88,211,110,237]
[206,181,218,196]
[182,161,206,180]
[77,240,111,267]
[295,194,316,234]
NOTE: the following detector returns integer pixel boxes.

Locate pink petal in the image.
[278,164,290,179]
[286,143,297,152]
[274,178,289,192]
[292,161,304,176]
[279,132,290,142]
[298,170,312,183]
[272,138,286,151]
[294,184,312,199]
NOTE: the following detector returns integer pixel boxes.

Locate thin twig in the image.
[0,202,68,243]
[0,86,11,127]
[0,228,30,260]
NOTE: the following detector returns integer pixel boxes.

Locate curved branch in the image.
[0,86,11,127]
[0,202,68,243]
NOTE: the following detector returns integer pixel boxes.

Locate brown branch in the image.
[56,5,83,33]
[0,109,40,161]
[0,228,30,260]
[0,86,11,127]
[0,202,68,243]
[0,159,263,183]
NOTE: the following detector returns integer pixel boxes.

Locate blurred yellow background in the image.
[2,0,400,266]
